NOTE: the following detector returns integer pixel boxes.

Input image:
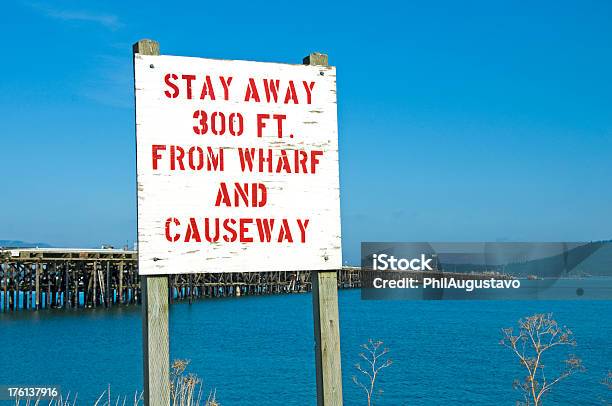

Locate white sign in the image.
[134,54,341,275]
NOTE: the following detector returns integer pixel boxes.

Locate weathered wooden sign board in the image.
[134,40,344,406]
[134,53,342,275]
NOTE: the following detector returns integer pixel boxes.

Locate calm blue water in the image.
[1,290,610,405]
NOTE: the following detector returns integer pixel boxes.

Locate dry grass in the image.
[170,359,204,406]
[14,360,218,406]
[12,393,79,406]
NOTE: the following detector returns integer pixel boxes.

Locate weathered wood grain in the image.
[312,270,343,405]
[304,52,344,406]
[141,275,170,406]
[134,39,171,406]
[134,48,341,275]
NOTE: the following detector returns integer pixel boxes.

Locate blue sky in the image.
[1,1,611,264]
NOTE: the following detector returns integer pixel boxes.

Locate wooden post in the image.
[35,262,41,310]
[46,263,52,308]
[189,273,193,304]
[9,265,15,311]
[3,262,7,312]
[168,275,174,304]
[303,52,344,406]
[25,264,30,310]
[119,261,124,304]
[129,264,134,304]
[311,270,343,406]
[14,265,18,311]
[74,263,80,308]
[134,39,170,406]
[64,262,70,309]
[106,261,111,307]
[93,262,98,308]
[141,275,170,406]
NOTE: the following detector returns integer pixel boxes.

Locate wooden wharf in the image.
[0,248,361,311]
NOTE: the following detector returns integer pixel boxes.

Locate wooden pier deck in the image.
[0,248,361,311]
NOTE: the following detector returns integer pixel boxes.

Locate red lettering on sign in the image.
[275,150,291,173]
[219,76,233,100]
[165,217,180,242]
[153,144,224,171]
[181,74,196,99]
[150,68,329,251]
[206,147,224,171]
[263,79,280,103]
[163,217,312,244]
[229,113,244,136]
[273,114,286,138]
[204,218,219,242]
[211,112,225,135]
[188,146,204,170]
[238,148,255,172]
[256,219,275,242]
[303,81,315,104]
[223,219,237,242]
[152,145,166,170]
[284,81,298,104]
[170,146,185,170]
[164,74,179,98]
[184,218,201,242]
[244,78,260,102]
[199,75,216,100]
[240,218,254,242]
[256,114,269,137]
[295,150,308,173]
[215,183,231,207]
[258,149,273,172]
[237,148,323,174]
[297,219,310,243]
[215,182,267,207]
[192,110,208,135]
[311,150,323,174]
[278,219,293,242]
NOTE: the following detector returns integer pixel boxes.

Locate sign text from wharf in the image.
[134,55,341,275]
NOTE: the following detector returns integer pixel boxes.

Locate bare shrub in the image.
[352,339,393,406]
[501,313,585,406]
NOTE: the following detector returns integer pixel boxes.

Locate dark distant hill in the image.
[438,241,612,277]
[361,241,612,277]
[0,240,53,248]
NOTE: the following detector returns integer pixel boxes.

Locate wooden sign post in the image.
[133,39,343,405]
[303,54,343,406]
[133,39,170,406]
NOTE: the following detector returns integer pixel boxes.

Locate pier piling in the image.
[0,248,361,312]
